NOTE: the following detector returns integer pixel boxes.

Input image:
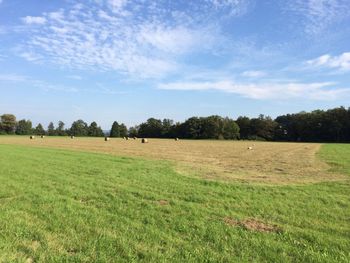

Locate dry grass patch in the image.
[0,136,344,184]
[224,217,281,233]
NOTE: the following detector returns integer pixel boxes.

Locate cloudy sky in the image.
[0,0,349,128]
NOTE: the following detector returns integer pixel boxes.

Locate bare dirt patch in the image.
[0,136,344,184]
[156,200,169,206]
[224,217,281,233]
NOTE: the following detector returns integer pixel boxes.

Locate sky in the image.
[0,0,350,129]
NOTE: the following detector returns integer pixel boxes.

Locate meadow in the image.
[0,137,349,262]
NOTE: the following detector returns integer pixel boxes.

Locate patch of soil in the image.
[224,217,281,233]
[157,200,169,206]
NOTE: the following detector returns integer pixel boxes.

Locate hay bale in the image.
[175,138,179,141]
[41,135,45,138]
[247,146,253,150]
[105,137,110,141]
[71,136,75,139]
[30,135,35,139]
[141,138,148,143]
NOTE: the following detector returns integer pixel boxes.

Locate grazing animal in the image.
[133,137,137,140]
[126,137,129,140]
[248,146,253,150]
[105,137,110,141]
[30,136,35,139]
[71,136,75,139]
[41,135,45,138]
[175,138,179,141]
[142,138,148,143]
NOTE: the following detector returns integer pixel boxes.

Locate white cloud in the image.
[22,16,47,25]
[158,80,349,100]
[286,0,350,34]
[207,0,251,16]
[307,52,350,71]
[18,0,247,79]
[67,75,83,80]
[0,74,28,82]
[19,52,43,62]
[108,0,128,13]
[241,70,266,78]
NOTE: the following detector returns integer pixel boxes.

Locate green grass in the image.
[0,144,349,262]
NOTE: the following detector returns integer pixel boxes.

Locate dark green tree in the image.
[47,122,56,136]
[56,121,66,136]
[15,119,33,135]
[128,126,139,137]
[110,121,120,137]
[222,118,240,139]
[0,114,17,134]
[70,120,88,136]
[138,118,163,138]
[236,116,251,139]
[34,123,46,135]
[88,121,104,137]
[119,123,128,137]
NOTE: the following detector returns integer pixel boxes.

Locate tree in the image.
[236,116,251,139]
[200,115,223,139]
[47,122,56,136]
[250,115,277,141]
[138,118,163,138]
[222,118,240,139]
[88,121,104,137]
[0,114,17,134]
[56,121,66,136]
[119,123,128,137]
[128,126,139,137]
[182,117,202,139]
[16,119,33,135]
[34,123,46,135]
[69,120,88,136]
[110,121,120,137]
[161,119,174,138]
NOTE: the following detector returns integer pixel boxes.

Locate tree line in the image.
[0,106,349,142]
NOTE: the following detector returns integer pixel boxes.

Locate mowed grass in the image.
[0,136,343,183]
[0,143,349,262]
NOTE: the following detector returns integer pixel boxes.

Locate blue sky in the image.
[0,0,350,129]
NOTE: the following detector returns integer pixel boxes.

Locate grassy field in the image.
[0,136,344,184]
[0,138,349,262]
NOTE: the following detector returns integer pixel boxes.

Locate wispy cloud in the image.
[0,74,29,82]
[286,0,350,35]
[307,52,350,71]
[241,70,267,78]
[0,74,78,93]
[67,75,83,80]
[158,80,349,100]
[18,1,246,79]
[22,16,47,25]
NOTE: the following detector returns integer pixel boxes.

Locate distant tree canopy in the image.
[110,121,121,137]
[57,121,66,136]
[110,121,128,137]
[0,114,16,134]
[69,120,88,136]
[34,123,45,135]
[1,106,349,142]
[88,122,104,137]
[16,119,33,135]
